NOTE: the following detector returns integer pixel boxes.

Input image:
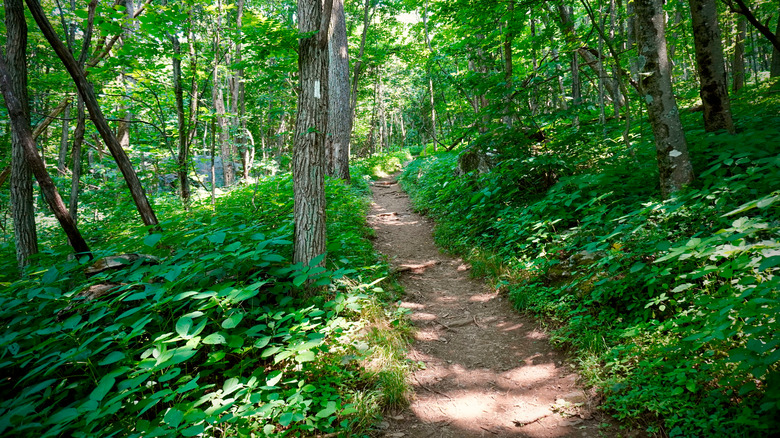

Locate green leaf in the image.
[208,231,226,244]
[202,333,226,345]
[42,267,59,284]
[266,370,283,386]
[292,274,308,287]
[296,350,316,363]
[90,376,116,402]
[176,317,193,338]
[279,412,294,426]
[181,423,205,437]
[221,313,244,329]
[316,401,337,418]
[164,408,184,428]
[629,262,646,273]
[144,233,163,248]
[685,380,696,393]
[99,351,125,366]
[759,256,780,271]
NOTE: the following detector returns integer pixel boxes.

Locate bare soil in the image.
[367,175,619,438]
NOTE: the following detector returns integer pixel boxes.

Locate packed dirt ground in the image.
[367,175,632,438]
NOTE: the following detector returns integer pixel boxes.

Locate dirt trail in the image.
[367,175,610,438]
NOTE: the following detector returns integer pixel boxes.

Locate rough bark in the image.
[25,0,160,228]
[232,0,250,180]
[635,0,695,196]
[689,0,735,133]
[733,15,747,91]
[327,0,351,182]
[293,0,332,268]
[5,0,38,270]
[0,56,91,258]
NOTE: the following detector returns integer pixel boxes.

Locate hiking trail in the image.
[367,175,620,438]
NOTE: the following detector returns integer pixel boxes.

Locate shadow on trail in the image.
[368,178,611,438]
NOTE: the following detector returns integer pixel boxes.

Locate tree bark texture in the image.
[635,0,695,196]
[25,0,160,228]
[350,0,372,120]
[213,0,234,186]
[689,0,735,133]
[172,35,190,202]
[327,0,351,182]
[0,56,91,257]
[733,15,747,91]
[293,0,331,268]
[5,0,39,270]
[772,7,780,77]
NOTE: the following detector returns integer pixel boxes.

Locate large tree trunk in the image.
[5,0,38,270]
[26,0,160,228]
[503,0,515,127]
[690,0,735,133]
[733,15,747,91]
[0,56,91,258]
[327,0,351,182]
[635,0,695,197]
[293,0,332,269]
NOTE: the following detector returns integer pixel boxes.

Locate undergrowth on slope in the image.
[0,150,413,437]
[399,84,780,437]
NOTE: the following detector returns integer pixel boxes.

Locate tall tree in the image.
[327,0,351,182]
[0,57,91,258]
[5,0,38,270]
[689,0,735,133]
[635,0,695,196]
[293,0,332,268]
[733,15,747,91]
[25,0,160,228]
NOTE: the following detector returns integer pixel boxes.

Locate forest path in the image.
[367,174,610,438]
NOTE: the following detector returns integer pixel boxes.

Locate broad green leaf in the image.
[279,412,294,426]
[144,233,163,248]
[163,408,184,428]
[176,317,194,338]
[90,376,116,402]
[759,256,780,271]
[99,351,125,366]
[202,333,226,345]
[316,401,337,418]
[181,423,205,437]
[221,313,244,329]
[207,231,226,244]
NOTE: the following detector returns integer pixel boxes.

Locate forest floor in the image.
[367,174,633,438]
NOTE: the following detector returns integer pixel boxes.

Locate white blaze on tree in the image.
[634,0,695,197]
[293,0,333,270]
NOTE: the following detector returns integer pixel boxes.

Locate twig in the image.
[513,413,551,427]
[472,316,482,328]
[479,426,499,434]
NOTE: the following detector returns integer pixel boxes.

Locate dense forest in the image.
[1,0,779,436]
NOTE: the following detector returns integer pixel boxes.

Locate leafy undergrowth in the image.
[399,84,780,437]
[0,150,413,437]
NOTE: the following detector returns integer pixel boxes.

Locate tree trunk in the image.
[173,35,190,202]
[327,0,351,182]
[70,0,95,223]
[293,0,332,269]
[213,0,233,187]
[232,0,250,180]
[5,0,38,270]
[26,0,160,228]
[58,103,70,175]
[422,1,438,145]
[635,0,695,197]
[772,7,780,77]
[689,0,735,133]
[350,0,372,120]
[503,0,515,127]
[0,56,91,258]
[733,15,747,91]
